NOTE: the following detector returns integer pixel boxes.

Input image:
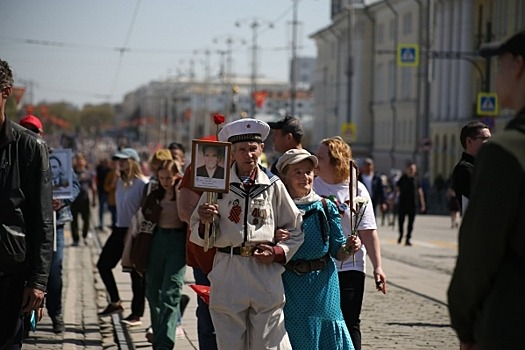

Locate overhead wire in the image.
[109,0,142,99]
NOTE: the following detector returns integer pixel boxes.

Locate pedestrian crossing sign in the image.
[397,44,419,67]
[477,92,498,116]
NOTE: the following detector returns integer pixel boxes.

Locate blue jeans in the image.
[193,268,217,350]
[47,225,65,317]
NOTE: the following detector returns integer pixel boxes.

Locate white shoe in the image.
[176,325,185,338]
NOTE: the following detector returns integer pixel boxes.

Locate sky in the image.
[1,0,332,108]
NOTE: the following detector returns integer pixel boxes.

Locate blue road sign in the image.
[397,44,419,67]
[477,93,498,116]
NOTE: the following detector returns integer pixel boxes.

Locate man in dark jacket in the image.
[451,121,491,215]
[448,30,525,350]
[0,59,54,348]
[358,158,386,215]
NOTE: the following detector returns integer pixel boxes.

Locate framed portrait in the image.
[349,160,359,213]
[49,148,73,199]
[191,140,231,193]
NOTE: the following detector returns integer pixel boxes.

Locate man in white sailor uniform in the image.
[190,118,304,350]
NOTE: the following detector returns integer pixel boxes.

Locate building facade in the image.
[313,0,525,183]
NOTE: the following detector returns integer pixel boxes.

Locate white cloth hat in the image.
[276,148,318,173]
[218,118,270,144]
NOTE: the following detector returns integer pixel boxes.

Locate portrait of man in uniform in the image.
[50,149,73,199]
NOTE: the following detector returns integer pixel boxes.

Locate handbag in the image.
[130,218,156,276]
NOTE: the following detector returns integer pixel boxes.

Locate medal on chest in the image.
[228,199,242,223]
[251,199,266,225]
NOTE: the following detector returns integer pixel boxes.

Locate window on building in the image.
[402,12,413,35]
[401,67,412,99]
[377,23,385,44]
[388,60,396,100]
[375,64,384,102]
[389,19,396,40]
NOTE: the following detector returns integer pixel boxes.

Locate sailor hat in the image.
[218,118,270,144]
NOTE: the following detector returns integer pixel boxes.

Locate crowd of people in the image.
[1,29,523,350]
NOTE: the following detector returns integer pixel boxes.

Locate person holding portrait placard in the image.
[19,114,81,335]
[190,118,304,350]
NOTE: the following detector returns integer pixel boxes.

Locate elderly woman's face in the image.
[282,159,315,198]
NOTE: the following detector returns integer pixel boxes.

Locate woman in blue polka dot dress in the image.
[275,149,360,350]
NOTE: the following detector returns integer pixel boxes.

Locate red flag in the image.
[252,91,268,109]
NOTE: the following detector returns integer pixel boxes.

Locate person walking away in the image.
[190,118,304,350]
[19,115,81,334]
[395,162,426,246]
[313,136,387,350]
[103,160,118,228]
[96,158,111,231]
[0,58,54,349]
[448,29,525,350]
[358,158,387,216]
[71,152,97,246]
[451,122,491,215]
[97,148,147,323]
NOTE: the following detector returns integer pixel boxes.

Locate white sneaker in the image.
[175,325,185,338]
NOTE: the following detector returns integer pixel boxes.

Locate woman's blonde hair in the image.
[320,136,352,183]
[121,158,144,187]
[156,159,180,177]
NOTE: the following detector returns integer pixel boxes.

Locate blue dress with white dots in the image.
[282,195,354,350]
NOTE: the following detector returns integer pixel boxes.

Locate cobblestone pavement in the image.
[23,240,102,349]
[20,214,461,349]
[361,276,458,349]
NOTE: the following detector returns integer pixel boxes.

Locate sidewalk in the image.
[21,215,459,349]
[23,229,200,349]
[22,238,102,349]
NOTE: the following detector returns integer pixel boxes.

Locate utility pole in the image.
[422,0,432,177]
[203,49,211,136]
[18,79,36,106]
[346,5,354,124]
[290,0,299,118]
[213,35,246,122]
[236,18,274,118]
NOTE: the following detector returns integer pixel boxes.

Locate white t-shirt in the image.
[313,177,377,272]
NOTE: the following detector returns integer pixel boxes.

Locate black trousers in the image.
[338,270,366,350]
[398,206,416,241]
[71,198,91,242]
[0,274,25,349]
[96,227,145,316]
